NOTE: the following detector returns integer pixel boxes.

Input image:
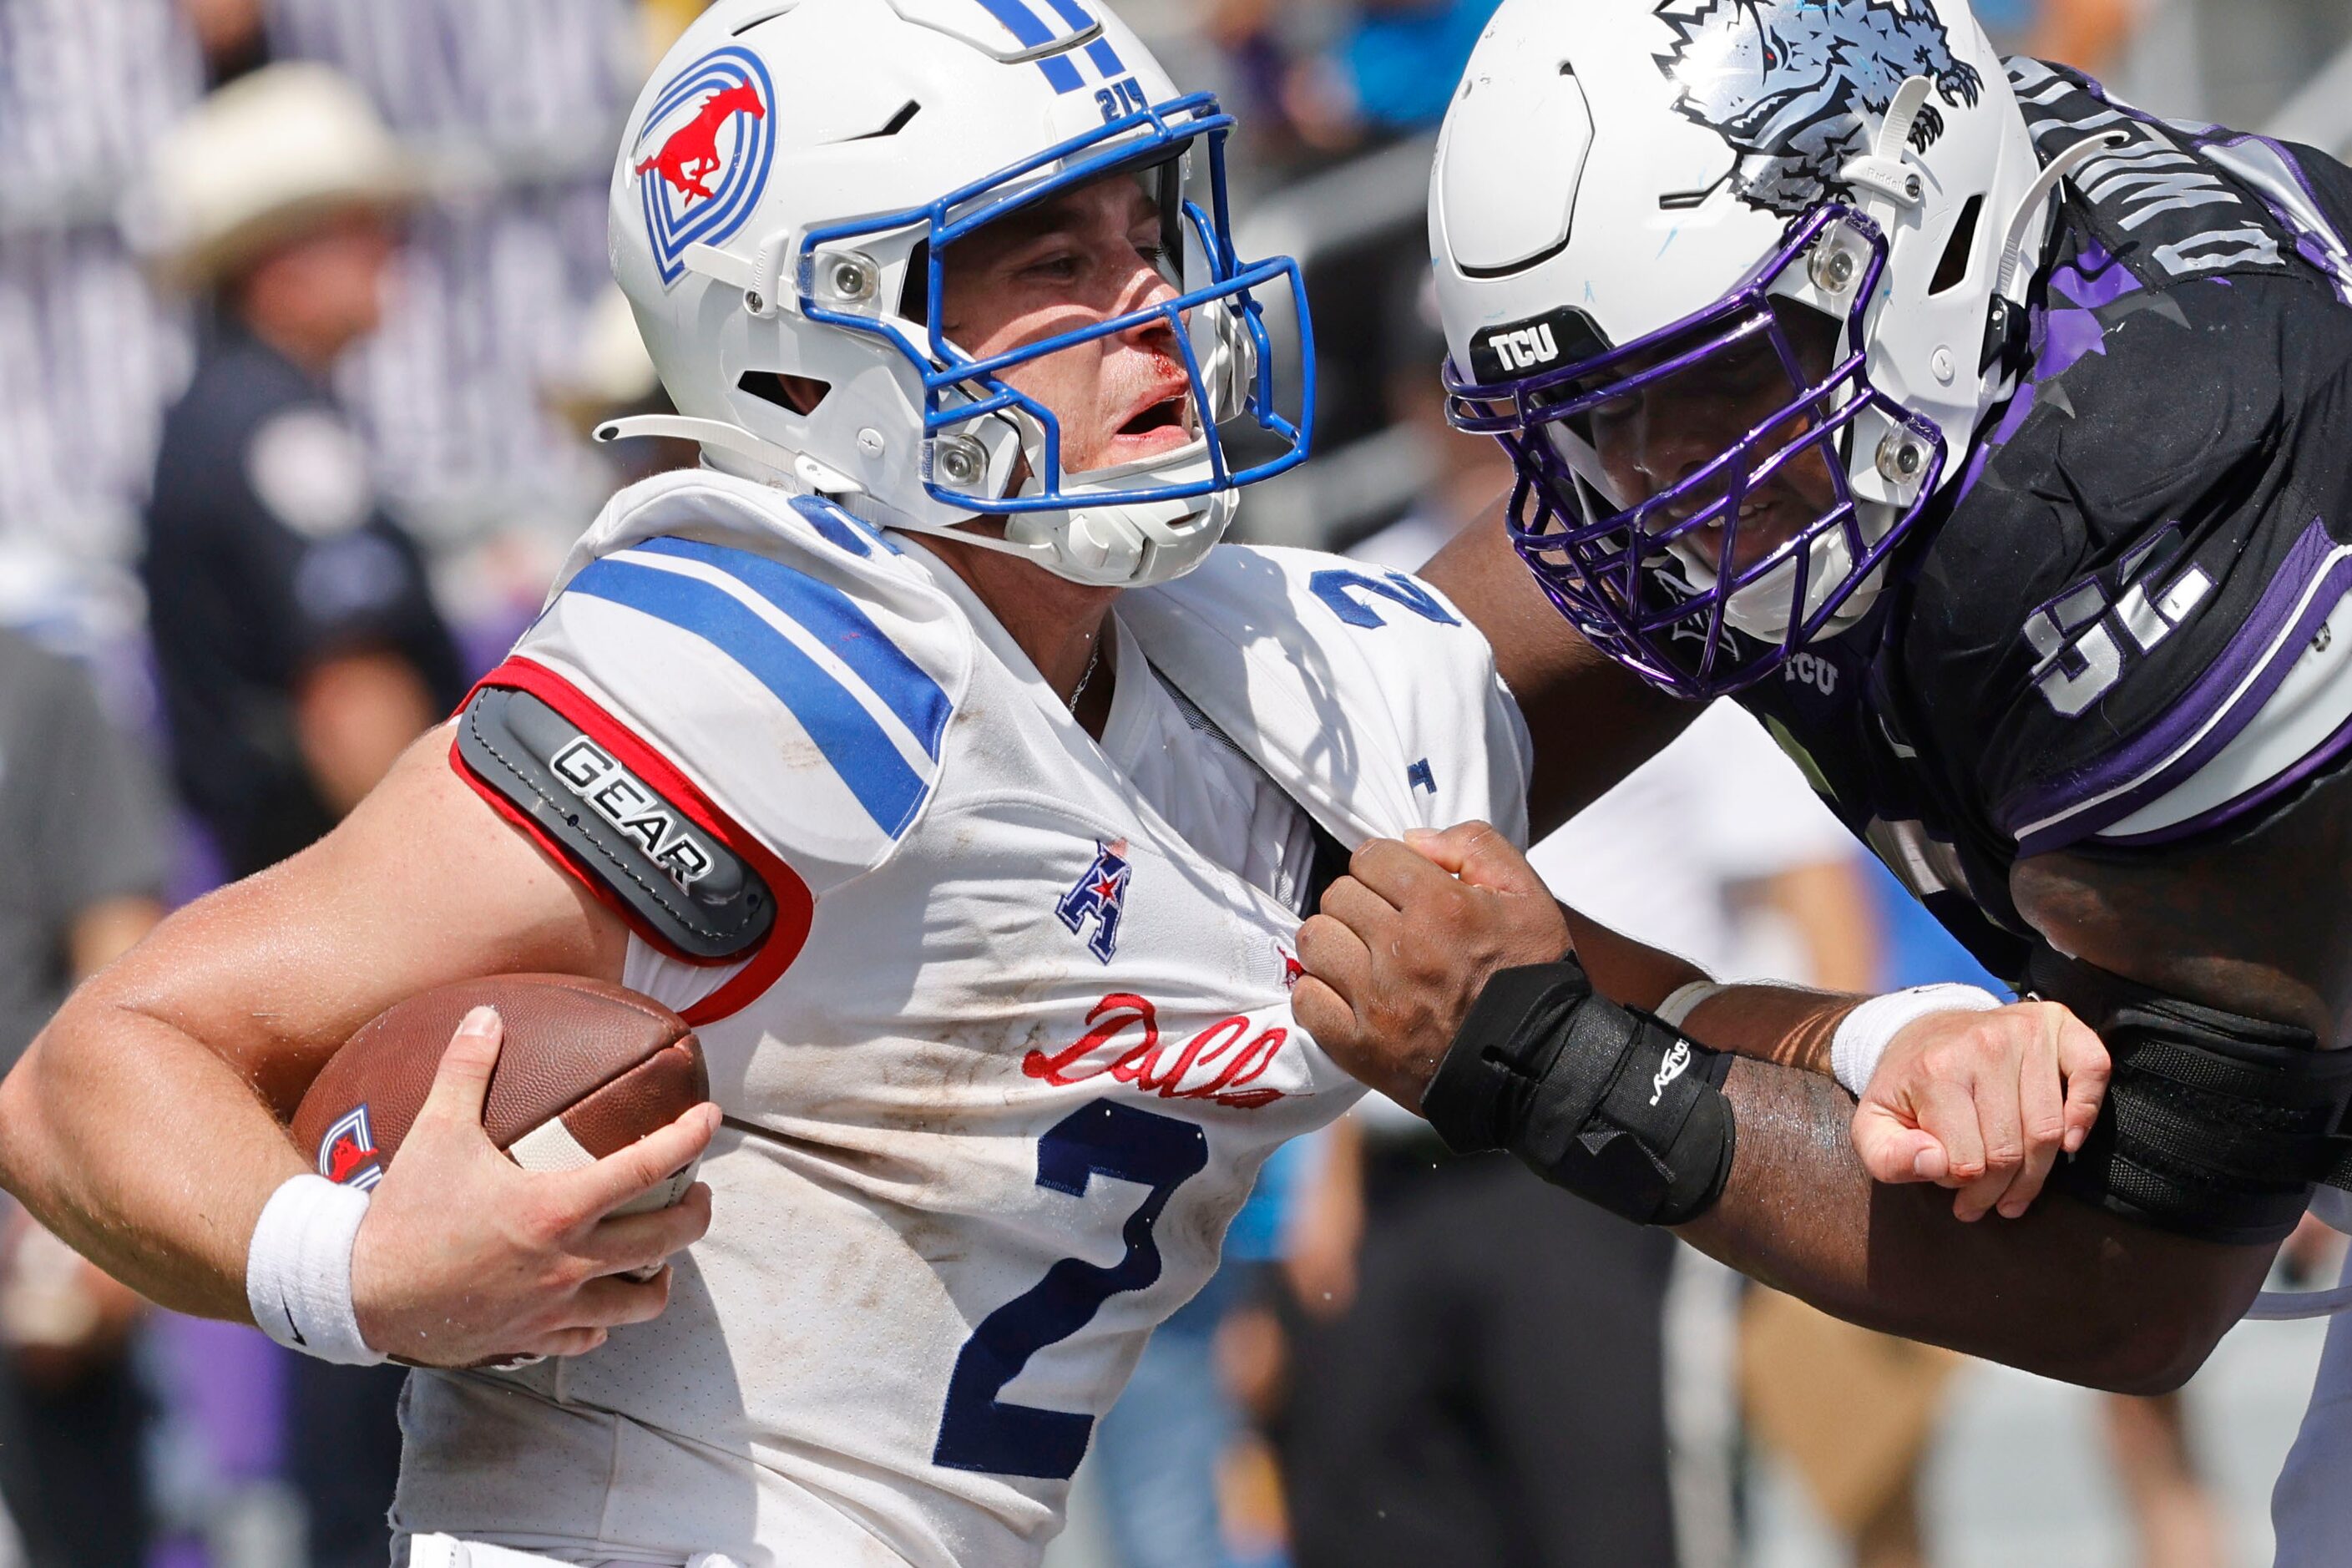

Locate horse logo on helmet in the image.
[631,46,779,284]
[1657,0,1984,217]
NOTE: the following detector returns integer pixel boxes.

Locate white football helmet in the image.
[1430,0,2107,696]
[604,0,1314,589]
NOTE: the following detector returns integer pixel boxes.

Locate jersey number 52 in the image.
[931,1100,1207,1480]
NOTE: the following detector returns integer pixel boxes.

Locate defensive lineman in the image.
[1294,2,2352,1561]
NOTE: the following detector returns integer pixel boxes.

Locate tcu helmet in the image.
[605,0,1313,589]
[1434,0,2095,695]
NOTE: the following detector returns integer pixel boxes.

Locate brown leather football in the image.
[291,975,708,1217]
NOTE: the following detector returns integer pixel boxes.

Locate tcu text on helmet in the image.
[1482,322,1563,372]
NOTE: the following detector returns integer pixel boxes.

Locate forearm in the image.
[0,996,304,1322]
[0,735,626,1325]
[1682,984,1852,1077]
[1676,1055,2271,1393]
[1561,911,1857,1075]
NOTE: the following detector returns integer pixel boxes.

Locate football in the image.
[290,974,709,1217]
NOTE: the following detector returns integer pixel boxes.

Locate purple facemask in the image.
[1444,205,1947,700]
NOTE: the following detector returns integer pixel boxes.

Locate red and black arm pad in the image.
[450,659,815,1017]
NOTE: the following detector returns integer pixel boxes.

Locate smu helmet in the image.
[606,0,1313,588]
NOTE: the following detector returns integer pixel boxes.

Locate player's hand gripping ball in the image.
[293,977,719,1366]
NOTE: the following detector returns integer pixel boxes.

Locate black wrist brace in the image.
[1420,959,1737,1226]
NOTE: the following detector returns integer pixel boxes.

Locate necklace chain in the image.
[1068,638,1103,714]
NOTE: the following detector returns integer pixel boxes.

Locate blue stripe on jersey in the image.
[630,536,951,760]
[794,501,871,558]
[566,559,932,837]
[1034,0,1125,78]
[790,494,902,559]
[966,0,1085,93]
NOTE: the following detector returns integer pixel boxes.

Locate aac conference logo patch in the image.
[633,46,777,286]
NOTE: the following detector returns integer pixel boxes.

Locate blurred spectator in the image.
[0,0,202,656]
[178,0,268,81]
[1273,1099,1680,1567]
[141,63,464,880]
[264,0,645,553]
[2102,1388,2224,1568]
[1739,1293,1961,1568]
[0,625,169,1568]
[0,1211,151,1568]
[0,628,167,1080]
[139,63,467,1568]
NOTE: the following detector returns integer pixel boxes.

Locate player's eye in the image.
[1019,249,1082,284]
[1589,392,1639,428]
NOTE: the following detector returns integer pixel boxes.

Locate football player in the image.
[0,3,1988,1565]
[1292,0,2352,1557]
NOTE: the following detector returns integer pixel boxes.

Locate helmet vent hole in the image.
[1658,173,1725,212]
[850,101,923,141]
[1930,195,1985,296]
[730,5,797,36]
[739,371,831,417]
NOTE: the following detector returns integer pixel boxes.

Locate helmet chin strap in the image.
[595,414,868,498]
[1994,129,2130,302]
[596,415,1232,591]
[832,487,1226,589]
[1672,500,1902,646]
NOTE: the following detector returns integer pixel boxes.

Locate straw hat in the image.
[136,63,422,291]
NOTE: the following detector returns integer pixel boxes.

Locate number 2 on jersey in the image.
[932,1099,1208,1479]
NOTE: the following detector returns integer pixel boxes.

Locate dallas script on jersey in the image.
[1020,993,1294,1109]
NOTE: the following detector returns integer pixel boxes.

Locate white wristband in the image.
[1831,984,2005,1097]
[246,1174,385,1366]
[1653,980,1728,1031]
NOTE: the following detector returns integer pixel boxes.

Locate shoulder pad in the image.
[504,473,970,890]
[457,684,777,959]
[1124,544,1530,848]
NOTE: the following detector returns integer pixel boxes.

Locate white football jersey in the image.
[402,469,1529,1567]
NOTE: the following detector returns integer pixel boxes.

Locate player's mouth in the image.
[1103,387,1197,461]
[1677,494,1808,577]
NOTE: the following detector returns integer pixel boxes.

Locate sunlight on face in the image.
[937,169,1196,480]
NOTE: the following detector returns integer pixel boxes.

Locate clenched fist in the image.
[1852,1000,2110,1222]
[1292,822,1569,1107]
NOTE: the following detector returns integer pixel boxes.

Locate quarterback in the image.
[1297,0,2352,1560]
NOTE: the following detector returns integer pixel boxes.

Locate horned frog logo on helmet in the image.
[1658,0,1985,216]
